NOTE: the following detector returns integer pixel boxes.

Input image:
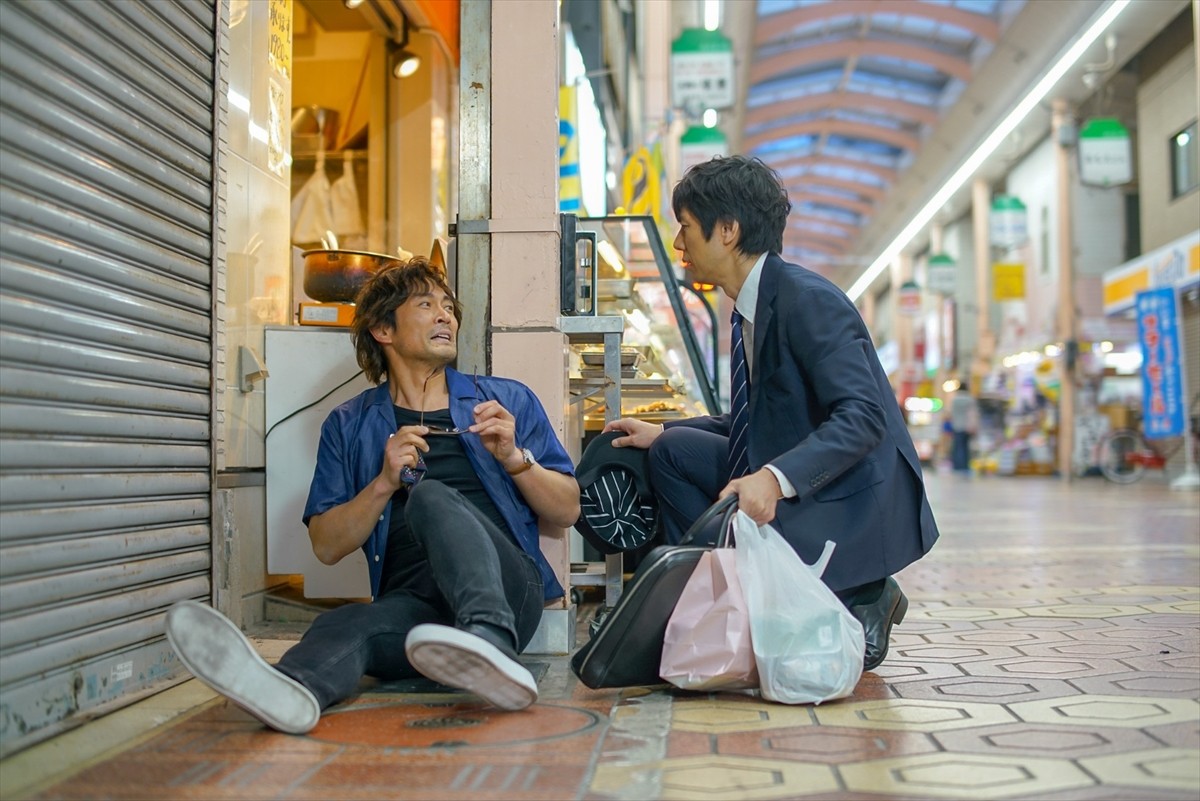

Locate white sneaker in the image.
[165,600,320,734]
[405,624,538,711]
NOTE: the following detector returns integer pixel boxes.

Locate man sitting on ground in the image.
[166,257,579,733]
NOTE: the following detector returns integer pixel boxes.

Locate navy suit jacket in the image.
[670,253,939,590]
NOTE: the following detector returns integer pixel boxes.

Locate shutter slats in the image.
[0,552,212,622]
[0,470,211,505]
[0,295,210,364]
[0,440,210,471]
[0,261,211,341]
[0,367,210,416]
[0,224,211,314]
[0,498,212,543]
[0,187,211,285]
[0,403,208,440]
[0,0,217,753]
[0,525,210,578]
[0,332,210,389]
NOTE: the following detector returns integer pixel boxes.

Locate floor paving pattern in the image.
[2,472,1197,800]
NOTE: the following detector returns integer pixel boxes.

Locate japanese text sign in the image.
[1135,288,1187,439]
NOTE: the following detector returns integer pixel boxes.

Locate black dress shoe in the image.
[847,577,908,671]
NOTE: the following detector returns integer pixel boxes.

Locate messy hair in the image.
[671,155,791,256]
[351,257,462,384]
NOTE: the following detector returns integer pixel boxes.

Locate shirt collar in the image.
[734,253,768,325]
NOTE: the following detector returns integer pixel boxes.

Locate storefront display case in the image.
[570,215,719,428]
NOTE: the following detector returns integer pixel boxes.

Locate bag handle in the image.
[679,494,738,547]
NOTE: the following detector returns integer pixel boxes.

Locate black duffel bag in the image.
[570,495,738,689]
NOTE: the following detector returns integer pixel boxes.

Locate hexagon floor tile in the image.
[4,474,1197,801]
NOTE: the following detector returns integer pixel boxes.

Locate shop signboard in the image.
[993,262,1026,301]
[680,125,728,175]
[1135,287,1187,439]
[1103,230,1200,315]
[670,28,734,111]
[989,195,1027,248]
[927,253,957,295]
[898,280,922,316]
[1078,117,1133,187]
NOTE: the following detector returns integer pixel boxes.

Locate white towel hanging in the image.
[329,151,365,238]
[291,152,334,244]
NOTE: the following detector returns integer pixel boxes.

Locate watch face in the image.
[523,448,535,465]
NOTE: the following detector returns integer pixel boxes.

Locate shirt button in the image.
[374,555,380,562]
[379,514,384,521]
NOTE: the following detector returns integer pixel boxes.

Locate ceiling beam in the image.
[744,91,939,129]
[751,40,973,85]
[755,0,1000,47]
[743,118,919,153]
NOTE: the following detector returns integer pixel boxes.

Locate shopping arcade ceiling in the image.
[736,0,1022,283]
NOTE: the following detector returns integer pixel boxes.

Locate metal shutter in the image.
[0,0,217,755]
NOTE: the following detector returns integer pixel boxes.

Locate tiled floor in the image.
[2,471,1198,800]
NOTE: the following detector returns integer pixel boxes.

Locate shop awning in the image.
[1103,230,1200,315]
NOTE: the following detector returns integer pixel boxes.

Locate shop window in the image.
[1169,120,1197,199]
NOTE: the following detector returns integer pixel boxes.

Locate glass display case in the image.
[570,216,720,430]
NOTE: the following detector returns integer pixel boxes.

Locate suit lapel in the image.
[748,256,781,423]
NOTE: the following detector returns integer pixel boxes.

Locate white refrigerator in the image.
[264,326,372,597]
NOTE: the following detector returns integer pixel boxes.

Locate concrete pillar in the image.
[893,253,914,398]
[1053,98,1076,481]
[971,177,993,390]
[458,2,573,647]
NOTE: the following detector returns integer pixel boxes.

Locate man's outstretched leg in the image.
[165,601,320,734]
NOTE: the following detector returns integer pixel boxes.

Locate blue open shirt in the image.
[302,368,574,601]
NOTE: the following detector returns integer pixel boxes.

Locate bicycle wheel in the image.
[1098,429,1146,483]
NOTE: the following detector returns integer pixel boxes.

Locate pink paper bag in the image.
[660,548,758,691]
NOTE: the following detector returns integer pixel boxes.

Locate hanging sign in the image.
[927,253,957,295]
[898,280,922,316]
[670,28,734,111]
[1079,117,1133,187]
[680,125,728,175]
[268,0,292,79]
[1135,288,1187,439]
[993,262,1026,301]
[990,195,1028,248]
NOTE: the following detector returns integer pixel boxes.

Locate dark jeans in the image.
[951,431,973,472]
[274,480,544,710]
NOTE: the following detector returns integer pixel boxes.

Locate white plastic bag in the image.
[733,511,864,704]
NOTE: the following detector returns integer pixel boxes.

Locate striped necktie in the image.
[728,309,750,479]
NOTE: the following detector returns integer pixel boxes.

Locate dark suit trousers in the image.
[649,426,734,545]
[649,425,882,604]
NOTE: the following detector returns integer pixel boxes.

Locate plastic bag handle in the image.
[678,494,739,547]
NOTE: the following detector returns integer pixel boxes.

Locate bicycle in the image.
[1096,395,1200,484]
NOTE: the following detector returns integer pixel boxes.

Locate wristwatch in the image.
[505,447,536,476]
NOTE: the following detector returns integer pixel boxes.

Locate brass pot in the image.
[301,249,403,303]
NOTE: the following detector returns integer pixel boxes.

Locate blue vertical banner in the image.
[1135,288,1187,438]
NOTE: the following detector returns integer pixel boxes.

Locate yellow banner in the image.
[622,146,661,222]
[268,0,292,79]
[993,262,1026,301]
[558,85,581,213]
